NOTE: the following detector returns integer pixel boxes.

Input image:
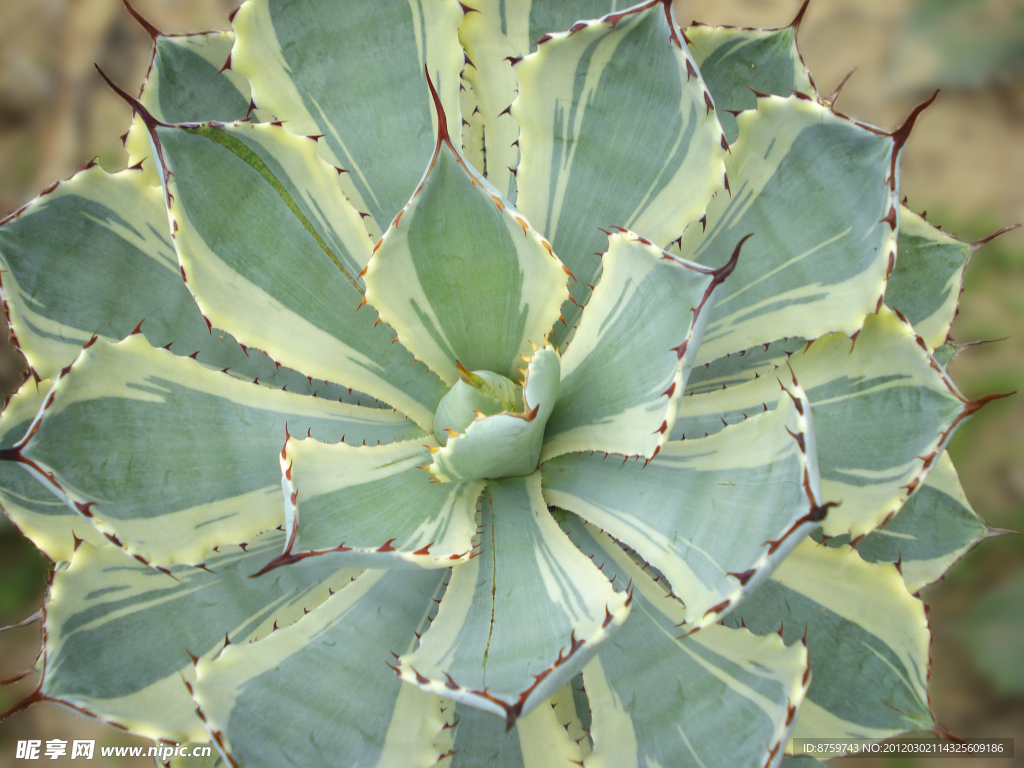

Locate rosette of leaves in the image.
[0,1,1010,766]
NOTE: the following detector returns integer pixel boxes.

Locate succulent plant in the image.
[0,0,1011,766]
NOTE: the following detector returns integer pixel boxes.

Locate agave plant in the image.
[0,0,1009,765]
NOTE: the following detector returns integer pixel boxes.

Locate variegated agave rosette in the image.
[0,0,1008,766]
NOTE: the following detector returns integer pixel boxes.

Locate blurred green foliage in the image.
[0,520,47,624]
[961,568,1024,695]
[891,0,1024,92]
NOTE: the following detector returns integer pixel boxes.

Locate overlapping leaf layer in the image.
[0,0,1002,766]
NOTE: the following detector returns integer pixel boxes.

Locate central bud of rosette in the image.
[427,347,560,483]
[356,77,572,484]
[433,365,522,441]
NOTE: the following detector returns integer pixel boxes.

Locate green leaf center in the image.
[433,367,522,444]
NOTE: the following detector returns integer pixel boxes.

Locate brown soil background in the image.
[0,1,1021,766]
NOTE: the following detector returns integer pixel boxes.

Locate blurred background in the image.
[0,0,1021,766]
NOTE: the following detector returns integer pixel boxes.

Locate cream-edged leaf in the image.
[563,517,809,768]
[0,379,105,561]
[41,534,357,742]
[727,538,933,747]
[458,0,638,198]
[514,0,727,345]
[125,31,252,182]
[397,473,630,728]
[363,116,567,386]
[684,337,805,396]
[0,166,203,379]
[446,692,585,768]
[457,0,522,201]
[231,0,463,236]
[673,95,899,364]
[885,207,972,351]
[4,334,420,566]
[0,164,387,407]
[274,437,484,569]
[154,120,448,428]
[672,308,968,538]
[687,23,815,144]
[195,569,448,768]
[821,451,990,594]
[544,384,828,632]
[541,231,735,462]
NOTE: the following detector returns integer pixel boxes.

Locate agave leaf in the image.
[547,680,591,761]
[568,673,593,759]
[687,23,816,145]
[932,341,958,368]
[673,308,967,537]
[230,0,464,237]
[4,334,419,566]
[153,120,448,429]
[432,698,458,767]
[457,0,522,200]
[0,164,381,406]
[445,705,520,767]
[673,94,898,365]
[124,31,253,183]
[445,692,585,768]
[167,748,224,768]
[563,517,808,768]
[397,473,630,728]
[885,207,971,351]
[194,569,448,768]
[363,110,567,386]
[0,166,199,379]
[544,383,825,631]
[514,0,727,345]
[0,463,88,563]
[781,758,825,768]
[459,67,484,189]
[458,0,637,199]
[0,380,105,561]
[541,231,728,463]
[41,535,358,742]
[684,337,806,396]
[278,437,484,568]
[429,345,559,483]
[821,450,990,593]
[727,538,933,746]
